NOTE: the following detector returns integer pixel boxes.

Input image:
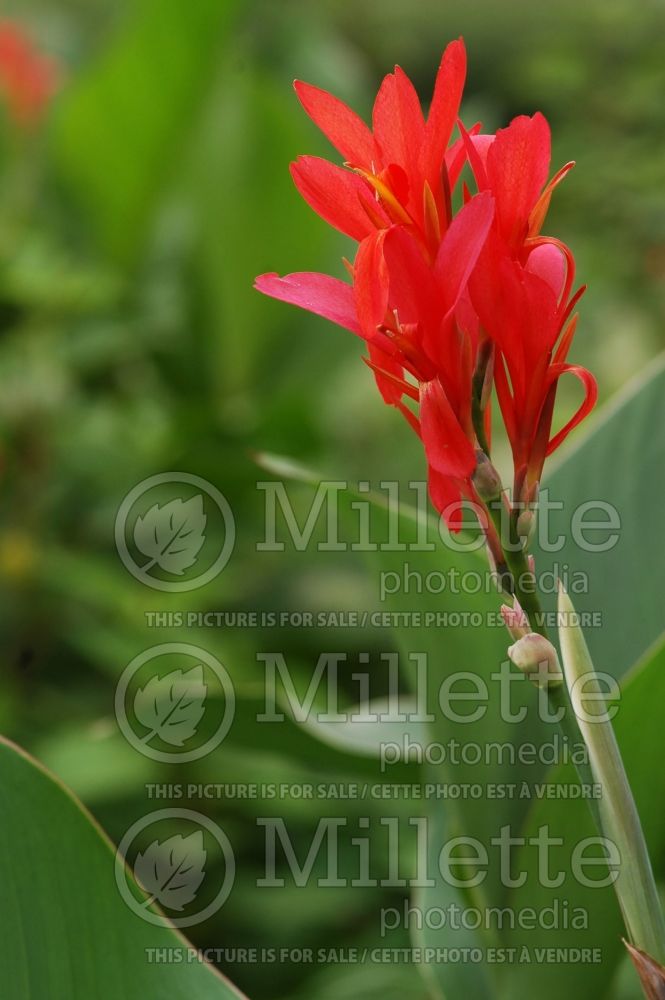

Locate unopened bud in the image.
[516,509,536,547]
[507,633,563,687]
[500,597,529,641]
[472,451,503,502]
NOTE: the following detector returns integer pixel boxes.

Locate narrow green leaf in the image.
[558,586,665,963]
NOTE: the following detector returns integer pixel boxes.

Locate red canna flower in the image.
[290,38,468,258]
[353,192,495,527]
[0,20,58,128]
[256,39,496,530]
[465,113,597,502]
[255,39,597,537]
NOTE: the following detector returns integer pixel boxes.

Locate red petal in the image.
[526,242,565,298]
[365,342,409,404]
[372,67,425,198]
[419,378,476,478]
[445,127,479,189]
[470,239,558,401]
[353,231,389,340]
[254,272,361,334]
[427,466,465,532]
[382,226,439,329]
[458,119,489,190]
[470,133,494,171]
[486,113,551,249]
[421,39,466,186]
[291,156,387,241]
[545,364,598,455]
[294,80,377,166]
[435,190,494,314]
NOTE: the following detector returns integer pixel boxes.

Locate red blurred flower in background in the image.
[255,38,596,532]
[0,20,58,127]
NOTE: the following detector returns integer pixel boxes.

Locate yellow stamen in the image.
[349,164,413,226]
[423,180,441,250]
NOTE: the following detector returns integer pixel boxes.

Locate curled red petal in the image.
[254,272,361,335]
[525,242,566,299]
[545,364,598,456]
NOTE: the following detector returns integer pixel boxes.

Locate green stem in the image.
[485,498,602,827]
[487,500,547,636]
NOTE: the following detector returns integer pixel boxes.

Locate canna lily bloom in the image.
[0,20,58,128]
[255,39,597,534]
[466,113,597,501]
[355,193,496,528]
[290,38,469,258]
[256,37,497,531]
[256,191,496,530]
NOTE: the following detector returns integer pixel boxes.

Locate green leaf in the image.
[558,586,665,963]
[300,696,428,758]
[539,354,665,679]
[502,636,665,1000]
[0,737,245,1000]
[54,0,239,264]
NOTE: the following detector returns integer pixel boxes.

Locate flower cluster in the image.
[255,39,596,531]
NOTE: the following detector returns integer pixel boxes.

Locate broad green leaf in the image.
[413,806,497,1000]
[0,737,245,1000]
[54,0,239,264]
[538,354,665,679]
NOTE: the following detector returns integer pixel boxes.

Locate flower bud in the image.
[507,633,563,687]
[500,597,529,641]
[472,451,503,502]
[516,508,536,547]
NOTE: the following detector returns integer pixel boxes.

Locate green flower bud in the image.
[472,451,503,502]
[507,633,563,688]
[516,508,536,547]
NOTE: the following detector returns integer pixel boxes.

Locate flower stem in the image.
[485,496,602,826]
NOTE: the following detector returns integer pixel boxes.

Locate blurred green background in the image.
[0,1,664,998]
